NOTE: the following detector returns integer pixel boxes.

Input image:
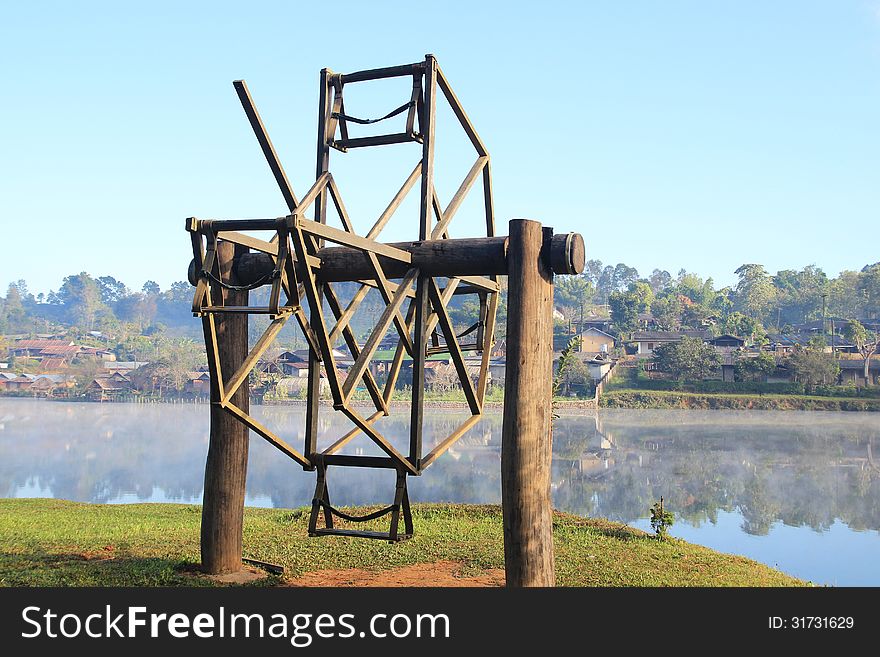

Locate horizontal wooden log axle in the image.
[188,224,585,286]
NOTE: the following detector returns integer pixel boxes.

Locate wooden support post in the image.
[501,218,555,587]
[201,241,250,574]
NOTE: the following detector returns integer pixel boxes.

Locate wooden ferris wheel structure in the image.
[187,55,584,586]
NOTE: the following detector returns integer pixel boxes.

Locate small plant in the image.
[649,497,674,540]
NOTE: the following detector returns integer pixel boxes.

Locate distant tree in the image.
[597,265,615,303]
[596,263,639,302]
[827,270,863,319]
[734,351,777,382]
[786,344,840,386]
[553,337,588,398]
[166,281,192,303]
[711,286,734,320]
[857,263,880,319]
[681,303,711,330]
[555,275,594,322]
[673,271,715,307]
[142,280,161,295]
[626,281,654,313]
[2,283,26,331]
[648,269,672,293]
[652,336,721,381]
[613,263,640,292]
[609,291,639,335]
[582,259,604,290]
[57,272,105,329]
[722,311,763,342]
[97,276,129,305]
[842,320,878,382]
[734,264,776,322]
[650,295,682,331]
[772,265,827,327]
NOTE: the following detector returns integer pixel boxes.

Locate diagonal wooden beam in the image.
[482,160,495,237]
[428,278,481,415]
[383,300,416,405]
[289,223,345,407]
[297,219,412,263]
[419,414,482,471]
[366,160,422,240]
[324,175,413,379]
[431,156,488,239]
[342,268,418,403]
[220,315,288,405]
[222,401,311,468]
[341,406,418,475]
[233,80,299,212]
[322,408,385,456]
[435,66,488,157]
[323,283,388,415]
[476,282,499,404]
[366,251,414,356]
[328,284,370,344]
[354,278,417,300]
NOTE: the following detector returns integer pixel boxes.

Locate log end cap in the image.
[550,232,585,275]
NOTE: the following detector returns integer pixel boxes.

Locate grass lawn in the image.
[0,499,808,587]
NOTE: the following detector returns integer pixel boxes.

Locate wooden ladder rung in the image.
[199,306,294,314]
[310,528,413,542]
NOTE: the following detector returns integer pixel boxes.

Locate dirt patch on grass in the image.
[206,565,269,584]
[286,560,505,587]
[77,545,116,560]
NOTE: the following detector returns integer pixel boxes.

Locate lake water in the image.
[1,398,879,586]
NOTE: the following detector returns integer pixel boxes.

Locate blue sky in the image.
[2,1,879,295]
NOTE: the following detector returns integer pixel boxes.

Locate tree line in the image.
[555,260,880,338]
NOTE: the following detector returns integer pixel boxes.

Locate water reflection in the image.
[2,399,880,584]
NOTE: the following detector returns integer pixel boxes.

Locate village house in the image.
[837,360,880,387]
[86,372,133,401]
[2,373,38,392]
[764,333,815,355]
[632,330,711,357]
[8,339,75,359]
[184,371,211,395]
[707,334,746,382]
[585,353,613,381]
[28,375,69,397]
[576,327,615,354]
[490,339,506,358]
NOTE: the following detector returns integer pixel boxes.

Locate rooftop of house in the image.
[11,339,74,350]
[578,327,615,339]
[39,358,69,371]
[31,374,66,384]
[37,345,82,356]
[838,359,880,371]
[708,334,745,344]
[104,361,149,370]
[765,334,818,347]
[631,330,711,342]
[89,378,128,391]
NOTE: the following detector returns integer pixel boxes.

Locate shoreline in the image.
[2,392,878,412]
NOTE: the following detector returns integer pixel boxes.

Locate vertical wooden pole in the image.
[501,218,555,587]
[201,241,250,574]
[306,68,332,462]
[410,54,436,468]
